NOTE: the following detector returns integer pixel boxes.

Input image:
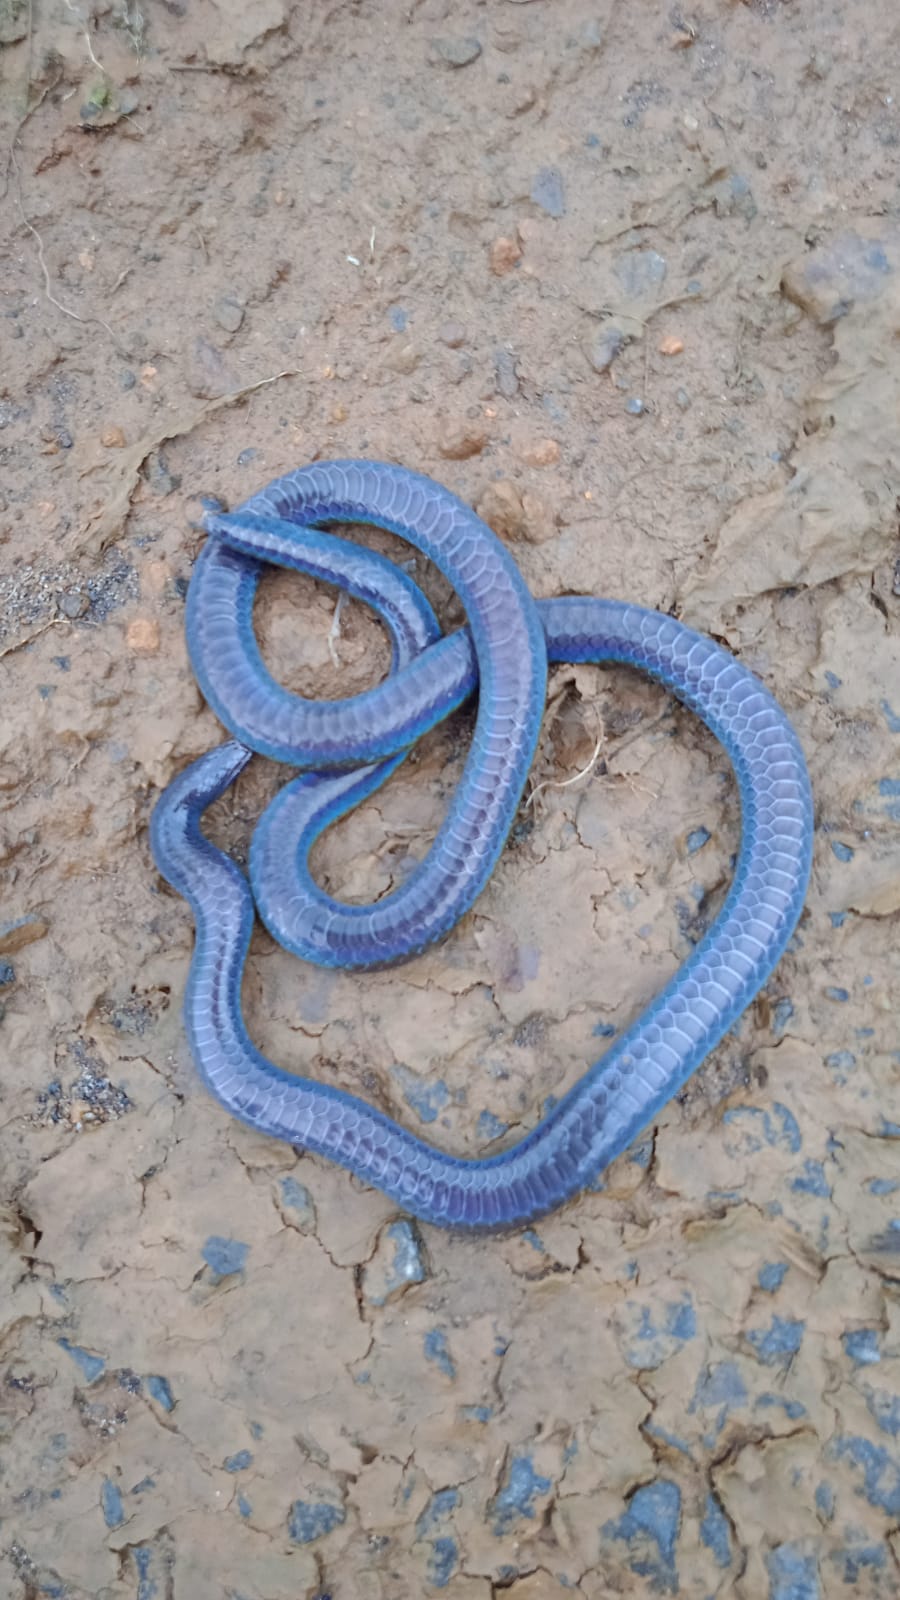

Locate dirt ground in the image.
[2,1,900,1596]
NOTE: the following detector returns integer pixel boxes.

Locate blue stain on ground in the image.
[842,1328,881,1365]
[772,998,794,1035]
[686,827,711,854]
[415,1489,460,1538]
[830,840,854,862]
[643,1420,692,1457]
[461,1404,493,1423]
[824,1050,856,1082]
[814,1482,834,1521]
[830,1436,900,1515]
[747,1316,804,1366]
[765,1542,821,1600]
[288,1500,346,1544]
[145,1375,174,1411]
[427,1536,458,1587]
[388,305,408,332]
[57,1338,105,1383]
[689,1361,748,1436]
[829,1540,886,1583]
[423,1329,456,1379]
[134,1545,159,1600]
[491,1455,552,1535]
[237,1494,252,1518]
[699,1492,732,1568]
[593,1020,617,1038]
[790,1160,831,1198]
[616,1296,696,1368]
[530,166,566,217]
[132,1476,155,1496]
[201,1236,248,1278]
[825,986,850,1003]
[224,1450,253,1472]
[602,1480,681,1594]
[829,910,847,927]
[101,1478,124,1528]
[864,1386,900,1438]
[870,1178,899,1195]
[380,1220,427,1298]
[756,1393,806,1420]
[521,1229,545,1253]
[393,1064,449,1123]
[758,1262,788,1292]
[723,1102,801,1153]
[279,1176,315,1225]
[879,699,900,733]
[477,1109,509,1140]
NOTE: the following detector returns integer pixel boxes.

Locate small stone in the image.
[58,590,88,619]
[362,1219,428,1307]
[0,915,48,955]
[126,618,161,652]
[100,425,126,448]
[519,438,560,468]
[476,480,526,541]
[520,491,558,545]
[614,249,667,299]
[494,348,520,399]
[438,425,488,461]
[489,235,522,276]
[0,960,15,986]
[432,36,482,68]
[675,388,691,409]
[213,295,245,334]
[438,320,466,348]
[530,166,566,218]
[710,173,757,222]
[585,323,627,373]
[385,343,421,375]
[625,397,645,415]
[658,335,684,356]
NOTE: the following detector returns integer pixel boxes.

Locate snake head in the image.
[150,742,252,886]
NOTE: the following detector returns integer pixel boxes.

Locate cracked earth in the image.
[2,1,900,1596]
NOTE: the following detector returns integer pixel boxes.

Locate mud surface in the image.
[2,2,900,1596]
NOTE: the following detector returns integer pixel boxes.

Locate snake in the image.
[150,460,813,1231]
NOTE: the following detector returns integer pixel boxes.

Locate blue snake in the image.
[150,460,813,1231]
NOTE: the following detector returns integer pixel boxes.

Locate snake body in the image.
[150,460,813,1230]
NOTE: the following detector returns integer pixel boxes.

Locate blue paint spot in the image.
[0,959,15,986]
[879,777,900,795]
[756,1393,807,1420]
[57,1338,105,1383]
[765,1542,821,1600]
[530,166,566,217]
[880,699,900,733]
[249,1420,263,1438]
[687,827,711,854]
[134,1545,158,1600]
[758,1262,788,1292]
[629,1137,653,1168]
[388,305,408,332]
[843,1328,882,1366]
[423,1329,456,1379]
[830,840,854,862]
[616,1296,696,1368]
[377,1220,427,1301]
[101,1478,124,1528]
[593,1020,617,1038]
[864,1386,900,1438]
[746,1317,804,1366]
[869,1178,899,1195]
[224,1450,253,1472]
[288,1499,346,1543]
[824,670,842,690]
[393,1065,449,1124]
[201,1236,248,1277]
[237,1494,252,1518]
[491,1455,552,1535]
[52,655,70,671]
[521,1229,545,1253]
[824,987,850,1003]
[603,1480,681,1594]
[829,1541,886,1583]
[38,684,54,700]
[131,1476,155,1495]
[699,1492,731,1568]
[279,1176,314,1223]
[477,1109,509,1139]
[828,911,846,927]
[427,1535,458,1587]
[824,1050,856,1078]
[415,1488,460,1538]
[790,1160,831,1198]
[723,1102,801,1153]
[830,1435,900,1515]
[689,1361,748,1437]
[814,1481,834,1521]
[771,999,794,1035]
[643,1420,692,1456]
[461,1404,493,1423]
[145,1375,174,1411]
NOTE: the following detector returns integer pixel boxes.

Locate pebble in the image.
[530,167,566,218]
[57,590,89,619]
[710,173,757,222]
[437,425,488,461]
[489,236,522,276]
[100,426,127,448]
[614,248,667,299]
[675,388,691,409]
[432,36,482,68]
[586,322,627,373]
[438,321,466,348]
[384,343,420,375]
[625,397,645,416]
[475,482,556,545]
[494,349,520,398]
[126,618,161,653]
[519,437,560,468]
[658,335,684,356]
[213,295,245,334]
